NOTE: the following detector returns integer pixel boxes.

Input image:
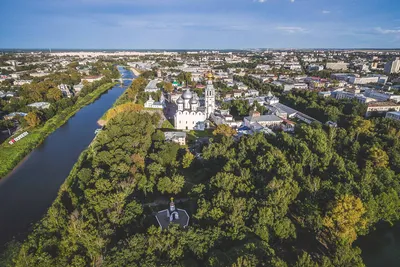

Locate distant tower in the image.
[157,69,162,78]
[205,72,216,118]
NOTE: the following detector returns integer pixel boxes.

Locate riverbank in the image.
[130,67,142,76]
[0,82,116,179]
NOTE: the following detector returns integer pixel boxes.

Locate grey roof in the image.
[269,103,298,116]
[155,209,190,229]
[182,89,193,99]
[164,131,187,140]
[245,114,283,123]
[145,79,160,91]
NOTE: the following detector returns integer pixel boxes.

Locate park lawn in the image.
[0,82,115,179]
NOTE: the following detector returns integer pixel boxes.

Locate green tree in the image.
[46,87,63,101]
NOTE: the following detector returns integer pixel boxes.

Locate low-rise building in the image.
[82,76,104,83]
[326,62,349,71]
[14,80,32,86]
[164,132,187,146]
[144,79,160,92]
[73,83,84,93]
[4,112,27,120]
[348,75,388,85]
[244,110,283,128]
[28,102,51,109]
[58,84,73,97]
[144,95,164,109]
[366,102,400,117]
[386,111,400,121]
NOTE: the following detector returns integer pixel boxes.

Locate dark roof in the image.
[155,209,190,229]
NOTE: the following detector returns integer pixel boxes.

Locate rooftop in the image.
[245,114,283,123]
[368,101,400,107]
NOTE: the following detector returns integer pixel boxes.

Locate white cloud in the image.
[290,0,295,2]
[276,26,306,33]
[322,10,331,14]
[375,27,400,34]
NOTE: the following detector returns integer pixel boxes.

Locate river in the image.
[357,223,400,267]
[0,66,134,251]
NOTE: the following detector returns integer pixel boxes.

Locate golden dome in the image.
[206,72,214,80]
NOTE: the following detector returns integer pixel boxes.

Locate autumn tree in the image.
[323,195,367,244]
[213,124,237,137]
[105,103,143,122]
[368,146,389,167]
[351,116,373,141]
[182,150,194,168]
[164,82,174,93]
[25,112,42,127]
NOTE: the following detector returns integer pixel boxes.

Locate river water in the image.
[357,223,400,267]
[0,66,133,251]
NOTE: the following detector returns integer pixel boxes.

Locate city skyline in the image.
[1,0,400,49]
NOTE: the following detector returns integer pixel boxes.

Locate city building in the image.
[326,62,349,71]
[82,75,104,83]
[366,102,400,117]
[144,95,165,109]
[73,83,84,93]
[173,73,216,130]
[58,84,73,97]
[384,58,400,74]
[4,112,27,120]
[244,109,283,129]
[28,102,51,109]
[144,79,160,92]
[348,75,388,85]
[386,111,400,121]
[164,132,187,146]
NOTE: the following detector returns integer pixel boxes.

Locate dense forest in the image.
[2,75,400,266]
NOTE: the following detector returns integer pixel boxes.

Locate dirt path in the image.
[143,197,189,207]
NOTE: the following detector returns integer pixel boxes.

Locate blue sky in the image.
[0,0,399,49]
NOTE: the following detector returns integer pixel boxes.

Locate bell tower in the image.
[205,72,215,118]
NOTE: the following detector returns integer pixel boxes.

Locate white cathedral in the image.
[174,73,216,130]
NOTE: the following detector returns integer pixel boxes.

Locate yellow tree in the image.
[46,87,63,101]
[182,150,194,168]
[368,146,389,167]
[105,103,143,122]
[164,82,174,93]
[351,116,373,142]
[25,112,42,127]
[213,124,237,137]
[323,195,367,244]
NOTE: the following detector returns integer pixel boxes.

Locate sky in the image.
[0,0,399,49]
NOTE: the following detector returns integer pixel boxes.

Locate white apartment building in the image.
[384,58,400,74]
[326,62,349,71]
[348,75,388,85]
[366,102,400,117]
